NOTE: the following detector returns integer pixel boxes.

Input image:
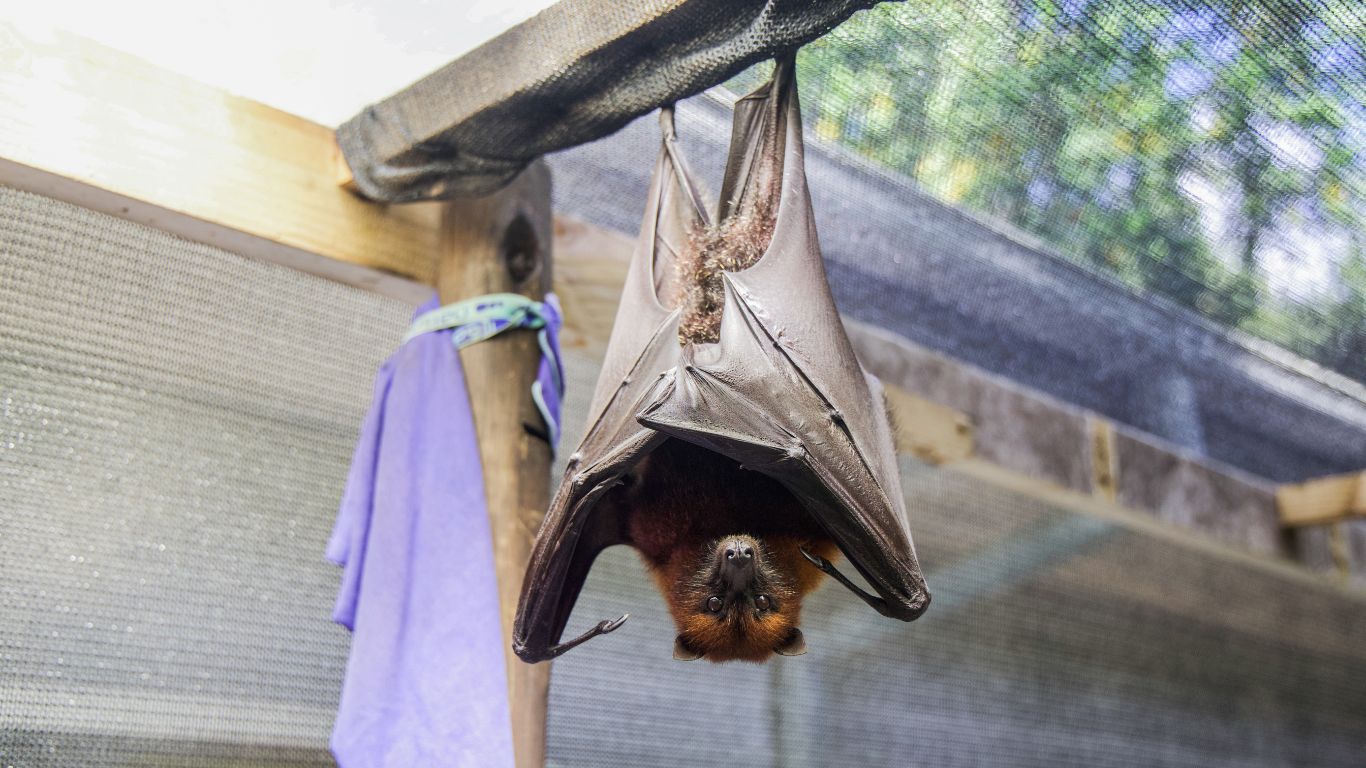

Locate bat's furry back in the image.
[676,195,776,345]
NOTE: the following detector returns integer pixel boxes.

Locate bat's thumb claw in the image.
[535,614,629,660]
[799,547,827,569]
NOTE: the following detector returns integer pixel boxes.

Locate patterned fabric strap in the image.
[405,292,566,451]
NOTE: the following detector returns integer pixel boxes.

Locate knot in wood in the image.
[501,213,541,285]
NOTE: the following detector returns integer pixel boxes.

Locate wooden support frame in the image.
[0,19,440,300]
[434,162,555,768]
[1089,417,1119,503]
[0,19,560,761]
[1278,472,1366,527]
[0,22,1310,569]
[883,384,974,465]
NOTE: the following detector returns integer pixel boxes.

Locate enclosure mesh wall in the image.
[0,186,409,765]
[4,187,1366,767]
[749,0,1366,383]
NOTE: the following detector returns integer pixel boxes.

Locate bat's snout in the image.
[718,537,757,591]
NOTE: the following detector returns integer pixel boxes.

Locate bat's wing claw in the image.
[802,546,896,618]
[538,614,630,660]
[799,547,833,572]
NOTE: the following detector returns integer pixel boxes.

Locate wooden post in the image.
[435,160,553,768]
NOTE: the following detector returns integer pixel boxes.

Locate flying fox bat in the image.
[513,57,929,664]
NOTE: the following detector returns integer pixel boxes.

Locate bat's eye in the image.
[755,595,771,611]
[707,596,723,613]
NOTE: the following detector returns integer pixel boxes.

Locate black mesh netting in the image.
[3,186,1366,766]
[335,0,881,200]
[757,0,1366,385]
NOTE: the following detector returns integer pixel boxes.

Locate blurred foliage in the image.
[737,0,1366,381]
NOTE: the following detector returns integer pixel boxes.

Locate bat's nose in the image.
[723,540,754,568]
[720,538,755,590]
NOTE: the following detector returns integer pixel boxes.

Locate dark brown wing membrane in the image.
[513,59,928,664]
[512,111,700,663]
[637,284,928,621]
[718,58,928,619]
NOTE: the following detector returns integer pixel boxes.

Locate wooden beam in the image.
[329,134,359,192]
[436,161,554,768]
[883,384,973,465]
[1278,471,1366,527]
[0,20,440,299]
[950,458,1298,579]
[551,217,636,358]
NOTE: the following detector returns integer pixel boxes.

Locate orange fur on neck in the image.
[620,439,837,662]
[646,534,837,662]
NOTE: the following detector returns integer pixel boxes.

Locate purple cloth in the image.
[533,294,565,449]
[326,296,515,768]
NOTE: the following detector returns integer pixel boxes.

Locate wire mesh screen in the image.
[0,186,410,765]
[546,0,1366,484]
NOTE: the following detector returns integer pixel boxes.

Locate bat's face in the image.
[669,534,810,662]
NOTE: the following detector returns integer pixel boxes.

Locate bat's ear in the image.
[673,635,705,661]
[774,628,807,657]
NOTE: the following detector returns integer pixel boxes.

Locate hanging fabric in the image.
[326,292,562,767]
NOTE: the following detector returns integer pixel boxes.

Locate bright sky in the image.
[1,0,559,126]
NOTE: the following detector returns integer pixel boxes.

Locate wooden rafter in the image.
[1278,472,1366,527]
[0,20,439,300]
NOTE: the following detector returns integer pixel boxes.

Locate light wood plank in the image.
[1278,472,1366,527]
[0,20,440,297]
[884,384,973,464]
[551,217,635,357]
[952,458,1347,591]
